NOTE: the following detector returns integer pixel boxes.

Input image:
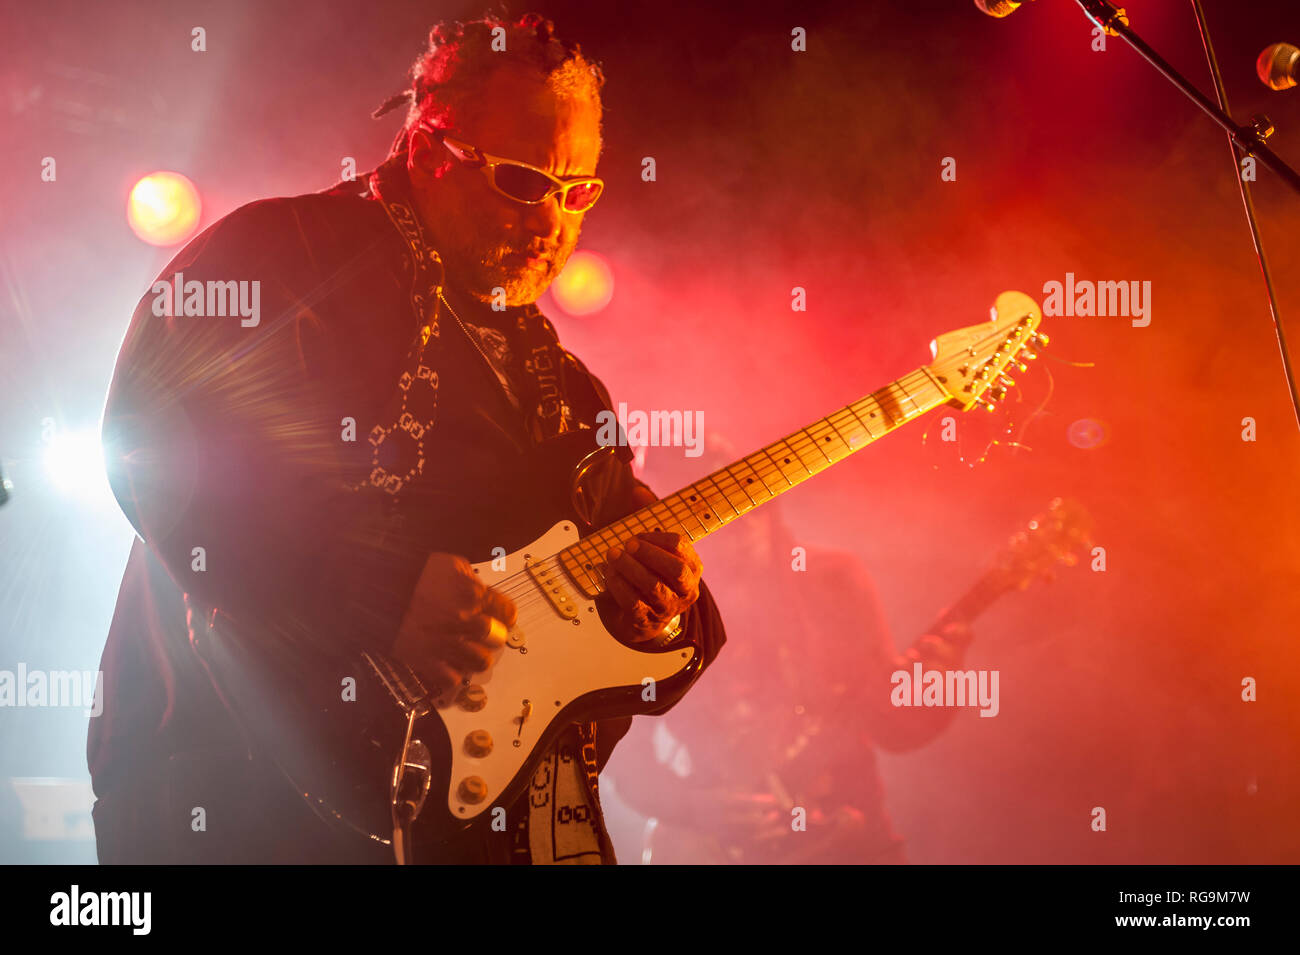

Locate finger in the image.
[481,588,517,629]
[417,659,464,698]
[605,572,655,626]
[450,612,510,648]
[446,556,486,605]
[437,632,497,674]
[607,547,675,615]
[633,531,701,571]
[625,537,694,597]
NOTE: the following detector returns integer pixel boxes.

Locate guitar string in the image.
[452,324,1031,624]
[486,364,939,610]
[484,347,1011,619]
[478,362,956,620]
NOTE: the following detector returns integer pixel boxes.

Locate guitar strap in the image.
[363,156,611,863]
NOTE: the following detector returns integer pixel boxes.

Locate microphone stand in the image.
[1073,0,1300,428]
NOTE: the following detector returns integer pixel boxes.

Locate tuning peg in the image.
[976,396,998,412]
[998,374,1016,388]
[1031,331,1050,346]
[1021,350,1038,362]
[991,386,1008,402]
[1014,360,1028,372]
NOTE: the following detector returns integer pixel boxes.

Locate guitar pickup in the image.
[524,557,580,620]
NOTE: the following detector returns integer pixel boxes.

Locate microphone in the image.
[1257,43,1299,91]
[974,0,1032,17]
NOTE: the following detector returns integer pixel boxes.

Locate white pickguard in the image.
[436,520,696,820]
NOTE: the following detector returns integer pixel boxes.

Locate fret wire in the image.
[645,500,678,533]
[661,494,701,540]
[575,539,601,579]
[843,401,875,438]
[849,398,887,440]
[759,446,796,487]
[866,391,892,422]
[817,418,849,459]
[677,488,712,535]
[561,548,595,595]
[713,466,756,510]
[685,483,723,530]
[703,473,743,518]
[659,496,698,539]
[733,456,774,499]
[720,464,758,507]
[804,422,835,463]
[556,371,947,591]
[899,381,925,417]
[774,439,815,477]
[577,537,606,580]
[823,413,857,454]
[628,514,652,538]
[783,431,830,473]
[863,393,896,430]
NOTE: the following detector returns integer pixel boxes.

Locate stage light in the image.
[550,250,614,316]
[127,171,201,246]
[42,429,111,500]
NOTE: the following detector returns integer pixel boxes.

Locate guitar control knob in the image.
[458,684,487,711]
[464,730,493,758]
[458,776,488,804]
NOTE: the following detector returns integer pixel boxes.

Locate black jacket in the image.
[89,175,726,863]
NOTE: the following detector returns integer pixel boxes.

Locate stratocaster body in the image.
[431,519,698,821]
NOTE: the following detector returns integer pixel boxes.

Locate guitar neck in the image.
[559,367,951,597]
[934,569,1015,631]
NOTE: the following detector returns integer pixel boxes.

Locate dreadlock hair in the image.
[373,11,605,163]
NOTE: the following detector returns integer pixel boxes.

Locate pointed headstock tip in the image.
[927,291,1047,412]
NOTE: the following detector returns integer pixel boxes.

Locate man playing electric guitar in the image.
[91,12,725,864]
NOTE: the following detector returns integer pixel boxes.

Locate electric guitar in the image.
[194,289,1048,862]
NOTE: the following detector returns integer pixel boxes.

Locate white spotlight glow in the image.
[42,430,111,500]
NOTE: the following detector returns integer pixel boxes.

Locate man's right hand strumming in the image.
[391,552,517,695]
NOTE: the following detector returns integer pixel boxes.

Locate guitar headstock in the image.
[990,496,1093,591]
[927,290,1047,412]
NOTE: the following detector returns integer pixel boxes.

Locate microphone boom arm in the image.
[1070,0,1300,430]
[1074,0,1300,196]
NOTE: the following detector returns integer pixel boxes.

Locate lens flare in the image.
[127,171,201,246]
[1068,418,1110,450]
[550,250,614,316]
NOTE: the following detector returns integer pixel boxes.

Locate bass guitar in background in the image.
[636,496,1092,865]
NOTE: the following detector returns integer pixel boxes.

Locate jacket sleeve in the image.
[102,198,423,664]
